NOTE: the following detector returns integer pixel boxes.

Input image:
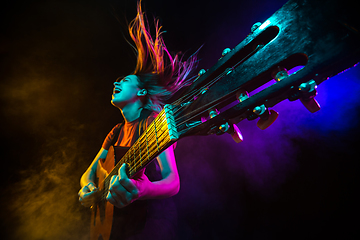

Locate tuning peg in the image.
[219,122,244,143]
[300,98,320,113]
[222,48,231,57]
[251,22,262,33]
[299,80,321,113]
[194,69,206,82]
[219,48,232,60]
[198,69,206,77]
[247,104,279,130]
[257,109,279,130]
[229,123,244,143]
[271,66,289,82]
[253,104,266,115]
[208,108,219,119]
[236,89,249,102]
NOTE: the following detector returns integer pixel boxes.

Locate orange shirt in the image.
[102,113,157,150]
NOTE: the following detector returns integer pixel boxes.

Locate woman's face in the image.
[111,75,143,108]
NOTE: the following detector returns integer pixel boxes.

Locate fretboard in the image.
[100,105,178,197]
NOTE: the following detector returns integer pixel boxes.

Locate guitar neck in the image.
[106,105,179,181]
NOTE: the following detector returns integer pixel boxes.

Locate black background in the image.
[1,0,359,239]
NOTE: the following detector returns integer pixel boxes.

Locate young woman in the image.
[78,1,197,239]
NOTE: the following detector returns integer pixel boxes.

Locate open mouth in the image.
[114,89,121,94]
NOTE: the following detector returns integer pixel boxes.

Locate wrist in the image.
[138,180,155,200]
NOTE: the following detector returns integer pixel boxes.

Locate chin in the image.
[111,99,123,109]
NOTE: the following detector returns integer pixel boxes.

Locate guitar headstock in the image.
[170,0,360,142]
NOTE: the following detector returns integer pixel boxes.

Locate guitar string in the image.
[173,60,248,122]
[98,114,171,200]
[98,72,238,201]
[123,127,170,177]
[172,57,239,108]
[107,43,258,179]
[99,134,171,201]
[172,44,262,117]
[102,131,171,197]
[98,112,166,190]
[99,135,170,200]
[98,72,235,200]
[171,64,232,108]
[174,45,267,135]
[97,47,262,201]
[173,46,262,128]
[127,112,169,169]
[99,94,235,201]
[104,123,172,194]
[176,91,234,128]
[101,130,170,190]
[101,110,167,185]
[172,70,227,112]
[99,88,248,201]
[126,125,169,175]
[129,44,261,173]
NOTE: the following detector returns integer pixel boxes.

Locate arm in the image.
[80,147,108,187]
[106,145,180,208]
[136,145,180,199]
[144,144,180,199]
[78,147,108,207]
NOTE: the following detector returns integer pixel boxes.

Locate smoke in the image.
[8,136,90,240]
[174,63,360,211]
[0,2,114,238]
[0,32,104,239]
[1,0,359,239]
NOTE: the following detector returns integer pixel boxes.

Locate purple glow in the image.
[176,62,360,199]
[249,65,305,97]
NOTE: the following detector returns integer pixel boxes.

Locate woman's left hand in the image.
[106,163,152,208]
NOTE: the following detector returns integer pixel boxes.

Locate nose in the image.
[114,81,120,87]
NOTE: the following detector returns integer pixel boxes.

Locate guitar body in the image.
[90,146,147,240]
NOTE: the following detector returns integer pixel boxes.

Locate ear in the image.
[137,89,147,97]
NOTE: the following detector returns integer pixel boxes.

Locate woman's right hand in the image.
[78,182,98,207]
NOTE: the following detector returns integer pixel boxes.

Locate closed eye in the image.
[116,76,126,83]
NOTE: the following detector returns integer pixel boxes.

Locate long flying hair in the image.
[128,1,198,112]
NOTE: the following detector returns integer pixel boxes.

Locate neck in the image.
[119,101,143,122]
